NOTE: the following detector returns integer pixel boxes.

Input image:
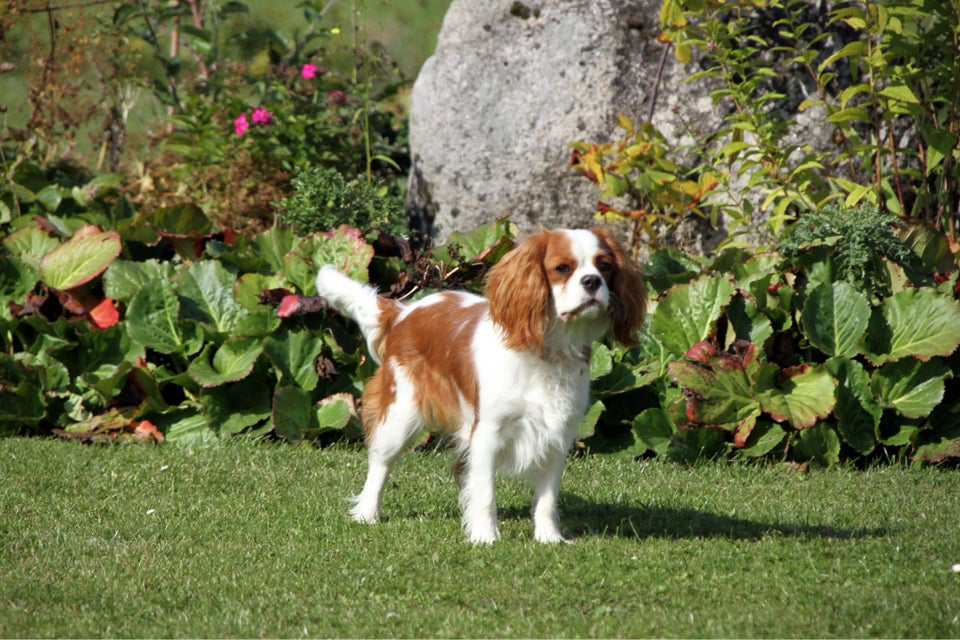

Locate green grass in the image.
[2,438,959,638]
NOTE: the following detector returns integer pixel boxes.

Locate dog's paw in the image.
[533,528,570,544]
[464,520,500,544]
[467,529,500,545]
[348,501,380,524]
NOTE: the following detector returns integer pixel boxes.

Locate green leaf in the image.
[142,202,212,236]
[39,227,122,290]
[162,410,215,444]
[0,381,46,424]
[577,400,605,440]
[649,273,736,357]
[315,393,360,434]
[870,358,951,418]
[792,423,840,468]
[863,289,960,364]
[589,343,614,380]
[898,221,954,274]
[178,260,247,334]
[879,84,919,104]
[756,364,837,429]
[200,376,271,437]
[911,399,960,462]
[235,273,284,311]
[126,283,203,355]
[103,259,177,301]
[70,325,145,398]
[631,408,675,456]
[920,127,958,173]
[250,227,299,273]
[3,226,60,269]
[737,421,787,458]
[0,255,36,302]
[262,328,325,391]
[726,294,774,347]
[35,185,63,212]
[309,226,375,284]
[434,218,518,265]
[825,357,879,455]
[273,386,312,441]
[802,282,871,358]
[187,338,264,388]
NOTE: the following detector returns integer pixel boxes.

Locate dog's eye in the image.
[554,264,571,275]
[597,261,613,272]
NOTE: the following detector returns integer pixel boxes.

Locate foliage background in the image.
[1,0,959,468]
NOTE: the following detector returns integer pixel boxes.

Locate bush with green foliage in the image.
[1,0,409,233]
[0,174,512,443]
[278,166,406,238]
[582,205,960,466]
[575,0,960,251]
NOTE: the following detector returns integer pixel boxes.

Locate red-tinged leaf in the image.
[39,227,122,290]
[32,215,68,236]
[52,288,87,316]
[734,420,755,448]
[685,339,759,373]
[569,147,602,185]
[596,201,623,215]
[323,224,365,246]
[277,295,304,318]
[685,340,721,363]
[134,420,164,442]
[668,341,762,432]
[258,287,295,306]
[88,297,120,329]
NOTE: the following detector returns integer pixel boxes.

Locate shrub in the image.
[779,203,916,300]
[573,0,960,251]
[583,209,960,466]
[277,167,407,238]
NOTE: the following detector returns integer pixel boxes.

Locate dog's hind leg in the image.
[349,392,423,524]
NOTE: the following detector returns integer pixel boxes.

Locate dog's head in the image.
[485,228,646,353]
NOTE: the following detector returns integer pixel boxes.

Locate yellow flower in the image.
[331,27,341,35]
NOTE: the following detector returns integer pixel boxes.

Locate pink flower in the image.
[301,63,317,79]
[251,107,273,125]
[328,89,345,103]
[233,112,249,136]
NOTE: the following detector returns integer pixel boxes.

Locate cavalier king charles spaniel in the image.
[316,228,646,543]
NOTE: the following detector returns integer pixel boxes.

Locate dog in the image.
[315,227,646,543]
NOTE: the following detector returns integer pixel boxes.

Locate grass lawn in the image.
[1,438,958,638]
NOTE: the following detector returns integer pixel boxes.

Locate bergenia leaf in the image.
[650,273,736,357]
[187,338,263,387]
[862,288,960,364]
[802,281,870,358]
[39,226,122,290]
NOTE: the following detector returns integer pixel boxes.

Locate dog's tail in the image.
[315,265,401,364]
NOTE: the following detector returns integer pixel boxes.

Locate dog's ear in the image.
[592,227,646,346]
[485,232,550,351]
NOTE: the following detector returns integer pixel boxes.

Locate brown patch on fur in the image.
[369,297,402,363]
[362,294,484,440]
[591,227,647,346]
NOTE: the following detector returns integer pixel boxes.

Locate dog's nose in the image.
[580,274,602,293]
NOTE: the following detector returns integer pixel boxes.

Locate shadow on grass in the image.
[548,494,889,541]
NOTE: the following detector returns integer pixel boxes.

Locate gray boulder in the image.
[406,0,721,242]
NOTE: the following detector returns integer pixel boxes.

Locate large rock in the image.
[406,0,721,241]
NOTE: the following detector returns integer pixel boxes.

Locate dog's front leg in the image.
[459,430,500,544]
[530,454,568,543]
